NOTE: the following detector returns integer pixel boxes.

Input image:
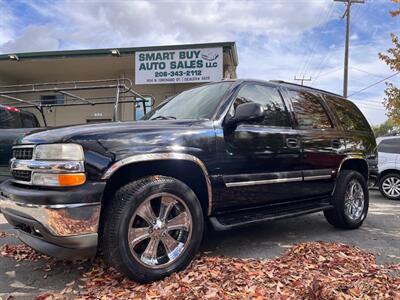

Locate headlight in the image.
[32,173,86,187]
[34,144,84,161]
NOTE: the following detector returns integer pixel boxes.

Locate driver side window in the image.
[229,84,291,127]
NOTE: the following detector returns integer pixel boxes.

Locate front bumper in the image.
[0,180,105,259]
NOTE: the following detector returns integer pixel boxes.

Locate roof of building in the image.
[0,41,238,66]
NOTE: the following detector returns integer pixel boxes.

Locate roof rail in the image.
[269,80,344,98]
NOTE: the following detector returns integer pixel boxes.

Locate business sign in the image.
[135,47,223,85]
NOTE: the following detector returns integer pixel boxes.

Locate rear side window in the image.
[324,95,370,132]
[288,90,332,129]
[21,113,39,128]
[0,109,21,129]
[378,138,400,154]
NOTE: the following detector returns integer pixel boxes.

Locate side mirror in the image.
[225,102,264,127]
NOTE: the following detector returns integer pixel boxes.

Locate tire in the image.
[379,173,400,200]
[102,176,204,283]
[324,170,369,229]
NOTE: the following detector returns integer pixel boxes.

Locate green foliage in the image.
[372,119,395,137]
[379,1,400,126]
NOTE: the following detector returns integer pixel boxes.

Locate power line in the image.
[312,67,343,84]
[355,102,386,110]
[348,71,400,97]
[357,102,385,109]
[357,105,386,111]
[296,2,335,80]
[350,66,387,78]
[358,99,386,105]
[311,52,332,84]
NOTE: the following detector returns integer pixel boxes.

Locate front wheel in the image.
[324,170,369,229]
[379,173,400,200]
[102,176,204,283]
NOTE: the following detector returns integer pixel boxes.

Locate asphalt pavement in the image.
[0,190,399,299]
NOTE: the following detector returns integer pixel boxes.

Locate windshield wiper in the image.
[150,116,177,120]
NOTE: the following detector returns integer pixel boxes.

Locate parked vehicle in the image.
[0,105,41,182]
[0,79,377,282]
[376,136,400,200]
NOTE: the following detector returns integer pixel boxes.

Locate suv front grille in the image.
[13,148,33,160]
[12,170,32,182]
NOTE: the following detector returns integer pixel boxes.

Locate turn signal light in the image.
[58,173,86,186]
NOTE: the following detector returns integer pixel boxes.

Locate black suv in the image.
[0,105,40,182]
[0,80,377,282]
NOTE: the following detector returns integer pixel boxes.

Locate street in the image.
[0,190,399,299]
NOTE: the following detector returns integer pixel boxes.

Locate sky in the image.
[0,0,399,125]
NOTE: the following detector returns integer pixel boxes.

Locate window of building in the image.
[230,84,291,127]
[288,90,332,129]
[378,138,400,154]
[324,95,370,132]
[41,94,65,105]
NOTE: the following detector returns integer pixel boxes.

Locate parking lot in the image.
[0,190,399,299]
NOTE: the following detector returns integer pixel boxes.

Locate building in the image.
[0,42,238,126]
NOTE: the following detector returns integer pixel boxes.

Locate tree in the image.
[379,0,400,126]
[372,119,395,137]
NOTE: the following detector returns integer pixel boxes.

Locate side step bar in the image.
[209,200,333,231]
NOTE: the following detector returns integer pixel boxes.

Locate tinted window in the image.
[378,138,400,154]
[0,109,21,128]
[288,90,332,129]
[21,113,39,128]
[324,95,370,132]
[229,84,290,127]
[143,82,233,120]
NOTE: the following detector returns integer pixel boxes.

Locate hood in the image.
[19,119,211,145]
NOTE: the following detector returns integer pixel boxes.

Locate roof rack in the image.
[269,80,344,98]
[0,78,150,126]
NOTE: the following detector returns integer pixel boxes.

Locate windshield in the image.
[143,81,233,120]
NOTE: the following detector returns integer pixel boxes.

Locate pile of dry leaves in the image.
[31,242,400,299]
[0,243,50,262]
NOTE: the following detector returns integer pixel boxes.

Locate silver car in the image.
[377,136,400,200]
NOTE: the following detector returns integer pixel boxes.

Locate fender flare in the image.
[101,153,213,215]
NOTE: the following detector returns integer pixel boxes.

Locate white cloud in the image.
[350,33,359,41]
[1,26,59,53]
[8,0,334,50]
[0,0,397,124]
[0,0,16,46]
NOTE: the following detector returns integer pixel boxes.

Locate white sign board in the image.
[135,47,223,85]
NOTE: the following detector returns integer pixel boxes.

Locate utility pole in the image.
[294,76,312,85]
[334,0,364,98]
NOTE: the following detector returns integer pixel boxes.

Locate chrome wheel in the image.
[381,176,400,198]
[127,192,193,268]
[344,179,365,221]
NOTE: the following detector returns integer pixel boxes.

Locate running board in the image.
[209,200,333,231]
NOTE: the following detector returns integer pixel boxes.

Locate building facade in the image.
[0,42,238,126]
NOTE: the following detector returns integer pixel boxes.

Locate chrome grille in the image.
[12,170,32,182]
[13,148,33,160]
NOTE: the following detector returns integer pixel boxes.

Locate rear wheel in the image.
[324,170,369,229]
[379,173,400,200]
[102,176,204,283]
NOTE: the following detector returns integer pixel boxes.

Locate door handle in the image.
[286,138,299,148]
[331,139,342,149]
